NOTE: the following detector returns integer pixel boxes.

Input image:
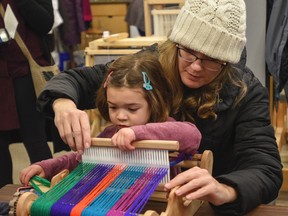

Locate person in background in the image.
[35,0,283,215]
[0,0,65,188]
[125,0,145,36]
[20,52,201,186]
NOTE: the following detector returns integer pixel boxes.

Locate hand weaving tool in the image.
[10,138,213,216]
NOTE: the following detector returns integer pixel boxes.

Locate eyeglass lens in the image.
[178,47,223,71]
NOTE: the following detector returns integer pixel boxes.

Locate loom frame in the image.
[11,139,213,216]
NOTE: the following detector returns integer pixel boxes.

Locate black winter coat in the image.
[37,47,283,216]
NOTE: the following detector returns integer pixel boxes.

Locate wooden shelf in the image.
[90,3,128,34]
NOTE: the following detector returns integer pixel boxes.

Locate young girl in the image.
[20,51,201,186]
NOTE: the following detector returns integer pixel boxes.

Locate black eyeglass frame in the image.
[176,44,227,72]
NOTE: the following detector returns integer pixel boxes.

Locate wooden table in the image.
[1,184,288,216]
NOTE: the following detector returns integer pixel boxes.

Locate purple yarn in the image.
[50,164,113,216]
[107,167,168,216]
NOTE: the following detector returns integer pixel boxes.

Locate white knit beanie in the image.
[169,0,247,64]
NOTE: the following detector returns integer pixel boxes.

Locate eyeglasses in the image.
[176,44,226,72]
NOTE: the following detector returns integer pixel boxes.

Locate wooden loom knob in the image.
[200,150,213,174]
[16,192,38,216]
[50,169,69,188]
[142,210,161,216]
[162,186,204,216]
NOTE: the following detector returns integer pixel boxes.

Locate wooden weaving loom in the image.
[10,138,213,216]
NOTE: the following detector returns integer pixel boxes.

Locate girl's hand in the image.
[164,166,237,206]
[111,128,136,151]
[19,165,45,186]
[53,98,91,154]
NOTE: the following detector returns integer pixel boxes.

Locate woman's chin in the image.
[183,78,203,89]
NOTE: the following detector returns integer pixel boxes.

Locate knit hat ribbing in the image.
[169,0,247,64]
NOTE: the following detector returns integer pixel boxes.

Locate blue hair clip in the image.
[142,72,153,90]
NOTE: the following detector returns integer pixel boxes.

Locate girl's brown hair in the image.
[158,40,247,122]
[96,51,172,123]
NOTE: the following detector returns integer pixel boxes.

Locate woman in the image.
[36,0,282,215]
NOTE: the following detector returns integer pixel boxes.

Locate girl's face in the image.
[107,87,151,129]
[177,46,224,89]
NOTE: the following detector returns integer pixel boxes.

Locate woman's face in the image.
[177,45,225,89]
[107,87,151,130]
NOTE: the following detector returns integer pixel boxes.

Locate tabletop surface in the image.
[1,184,288,216]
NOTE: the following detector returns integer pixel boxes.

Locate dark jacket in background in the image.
[59,0,85,46]
[265,0,288,100]
[125,0,145,33]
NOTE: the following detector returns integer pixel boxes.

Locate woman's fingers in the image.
[164,166,236,205]
[64,110,91,154]
[164,167,211,198]
[165,166,200,190]
[79,112,92,149]
[53,99,91,153]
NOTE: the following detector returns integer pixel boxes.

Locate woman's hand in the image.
[53,98,91,154]
[164,166,237,206]
[19,165,45,186]
[111,128,136,151]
